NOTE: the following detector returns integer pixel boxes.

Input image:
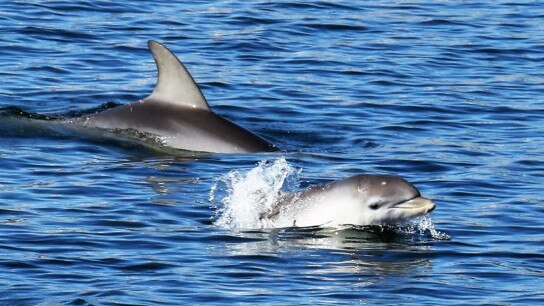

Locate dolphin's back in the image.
[82,41,276,153]
[86,100,276,153]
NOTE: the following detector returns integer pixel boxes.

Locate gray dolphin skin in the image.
[81,40,277,153]
[262,174,435,227]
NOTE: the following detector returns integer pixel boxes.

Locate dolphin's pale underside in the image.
[82,41,277,154]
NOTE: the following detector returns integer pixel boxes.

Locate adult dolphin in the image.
[81,40,277,153]
[261,174,435,227]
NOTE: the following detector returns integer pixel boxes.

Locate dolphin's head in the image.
[349,174,435,224]
[264,174,436,228]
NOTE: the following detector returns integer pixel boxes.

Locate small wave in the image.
[0,106,58,121]
[0,103,122,120]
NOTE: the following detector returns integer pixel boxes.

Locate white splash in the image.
[407,215,450,240]
[210,157,300,229]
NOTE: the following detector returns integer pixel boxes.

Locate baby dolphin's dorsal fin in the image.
[146,40,211,111]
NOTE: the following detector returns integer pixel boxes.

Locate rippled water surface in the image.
[1,1,543,305]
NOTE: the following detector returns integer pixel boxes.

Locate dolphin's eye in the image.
[369,203,379,210]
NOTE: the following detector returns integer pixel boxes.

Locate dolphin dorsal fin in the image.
[146,40,210,111]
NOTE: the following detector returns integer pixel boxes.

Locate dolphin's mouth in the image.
[391,196,435,214]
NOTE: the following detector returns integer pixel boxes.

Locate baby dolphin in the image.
[81,40,277,153]
[262,174,435,227]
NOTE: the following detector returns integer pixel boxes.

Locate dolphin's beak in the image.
[392,197,436,214]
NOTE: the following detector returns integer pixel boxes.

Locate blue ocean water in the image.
[1,1,543,305]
